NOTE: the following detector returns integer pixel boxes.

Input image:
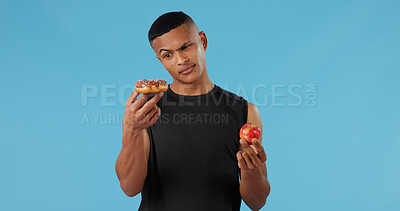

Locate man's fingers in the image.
[252,138,263,150]
[247,150,262,167]
[126,90,140,106]
[252,138,267,162]
[241,152,255,169]
[239,139,249,148]
[130,93,151,111]
[240,138,267,164]
[148,107,161,124]
[138,92,164,114]
[143,106,159,122]
[146,105,159,116]
[236,152,247,170]
[250,145,258,155]
[240,139,262,167]
[240,139,257,154]
[144,107,161,127]
[259,150,267,163]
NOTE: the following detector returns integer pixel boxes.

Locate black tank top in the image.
[139,84,248,211]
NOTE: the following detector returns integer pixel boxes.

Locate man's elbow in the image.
[125,191,140,197]
[123,189,140,197]
[120,183,142,197]
[249,198,267,211]
[247,184,270,210]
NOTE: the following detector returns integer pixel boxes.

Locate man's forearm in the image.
[115,129,149,197]
[240,167,271,210]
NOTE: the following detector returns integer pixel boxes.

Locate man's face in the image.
[151,23,208,84]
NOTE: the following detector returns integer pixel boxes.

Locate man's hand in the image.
[123,91,163,133]
[236,138,267,171]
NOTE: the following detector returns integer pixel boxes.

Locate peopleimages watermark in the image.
[81,83,317,125]
[81,83,317,107]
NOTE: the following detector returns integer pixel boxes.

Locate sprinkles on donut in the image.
[135,79,168,93]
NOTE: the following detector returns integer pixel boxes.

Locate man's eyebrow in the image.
[178,41,192,50]
[159,48,169,54]
[159,41,192,54]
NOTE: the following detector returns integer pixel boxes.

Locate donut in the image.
[135,79,168,93]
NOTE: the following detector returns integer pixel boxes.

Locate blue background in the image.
[1,0,399,210]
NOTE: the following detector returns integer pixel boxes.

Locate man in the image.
[115,11,270,211]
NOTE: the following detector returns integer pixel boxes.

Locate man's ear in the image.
[199,31,208,51]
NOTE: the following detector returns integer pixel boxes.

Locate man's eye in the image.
[183,44,191,49]
[164,53,171,58]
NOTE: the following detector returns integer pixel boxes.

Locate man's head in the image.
[148,11,208,84]
[148,11,195,43]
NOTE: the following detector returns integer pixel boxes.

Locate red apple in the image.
[239,123,261,144]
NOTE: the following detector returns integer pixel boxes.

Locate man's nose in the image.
[176,52,188,64]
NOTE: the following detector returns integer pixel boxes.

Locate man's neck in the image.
[170,72,215,96]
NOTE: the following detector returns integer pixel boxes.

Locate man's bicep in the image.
[246,102,263,143]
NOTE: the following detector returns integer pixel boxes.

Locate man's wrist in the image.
[122,129,146,146]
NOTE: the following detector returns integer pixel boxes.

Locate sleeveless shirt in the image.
[139,84,248,211]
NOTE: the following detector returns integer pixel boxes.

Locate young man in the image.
[116,11,270,211]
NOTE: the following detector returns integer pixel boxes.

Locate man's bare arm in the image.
[115,91,163,197]
[238,102,271,210]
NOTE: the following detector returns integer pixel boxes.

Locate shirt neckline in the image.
[167,84,219,100]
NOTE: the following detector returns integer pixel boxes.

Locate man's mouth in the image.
[179,65,195,75]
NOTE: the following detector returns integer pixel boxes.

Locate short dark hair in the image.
[148,11,194,43]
